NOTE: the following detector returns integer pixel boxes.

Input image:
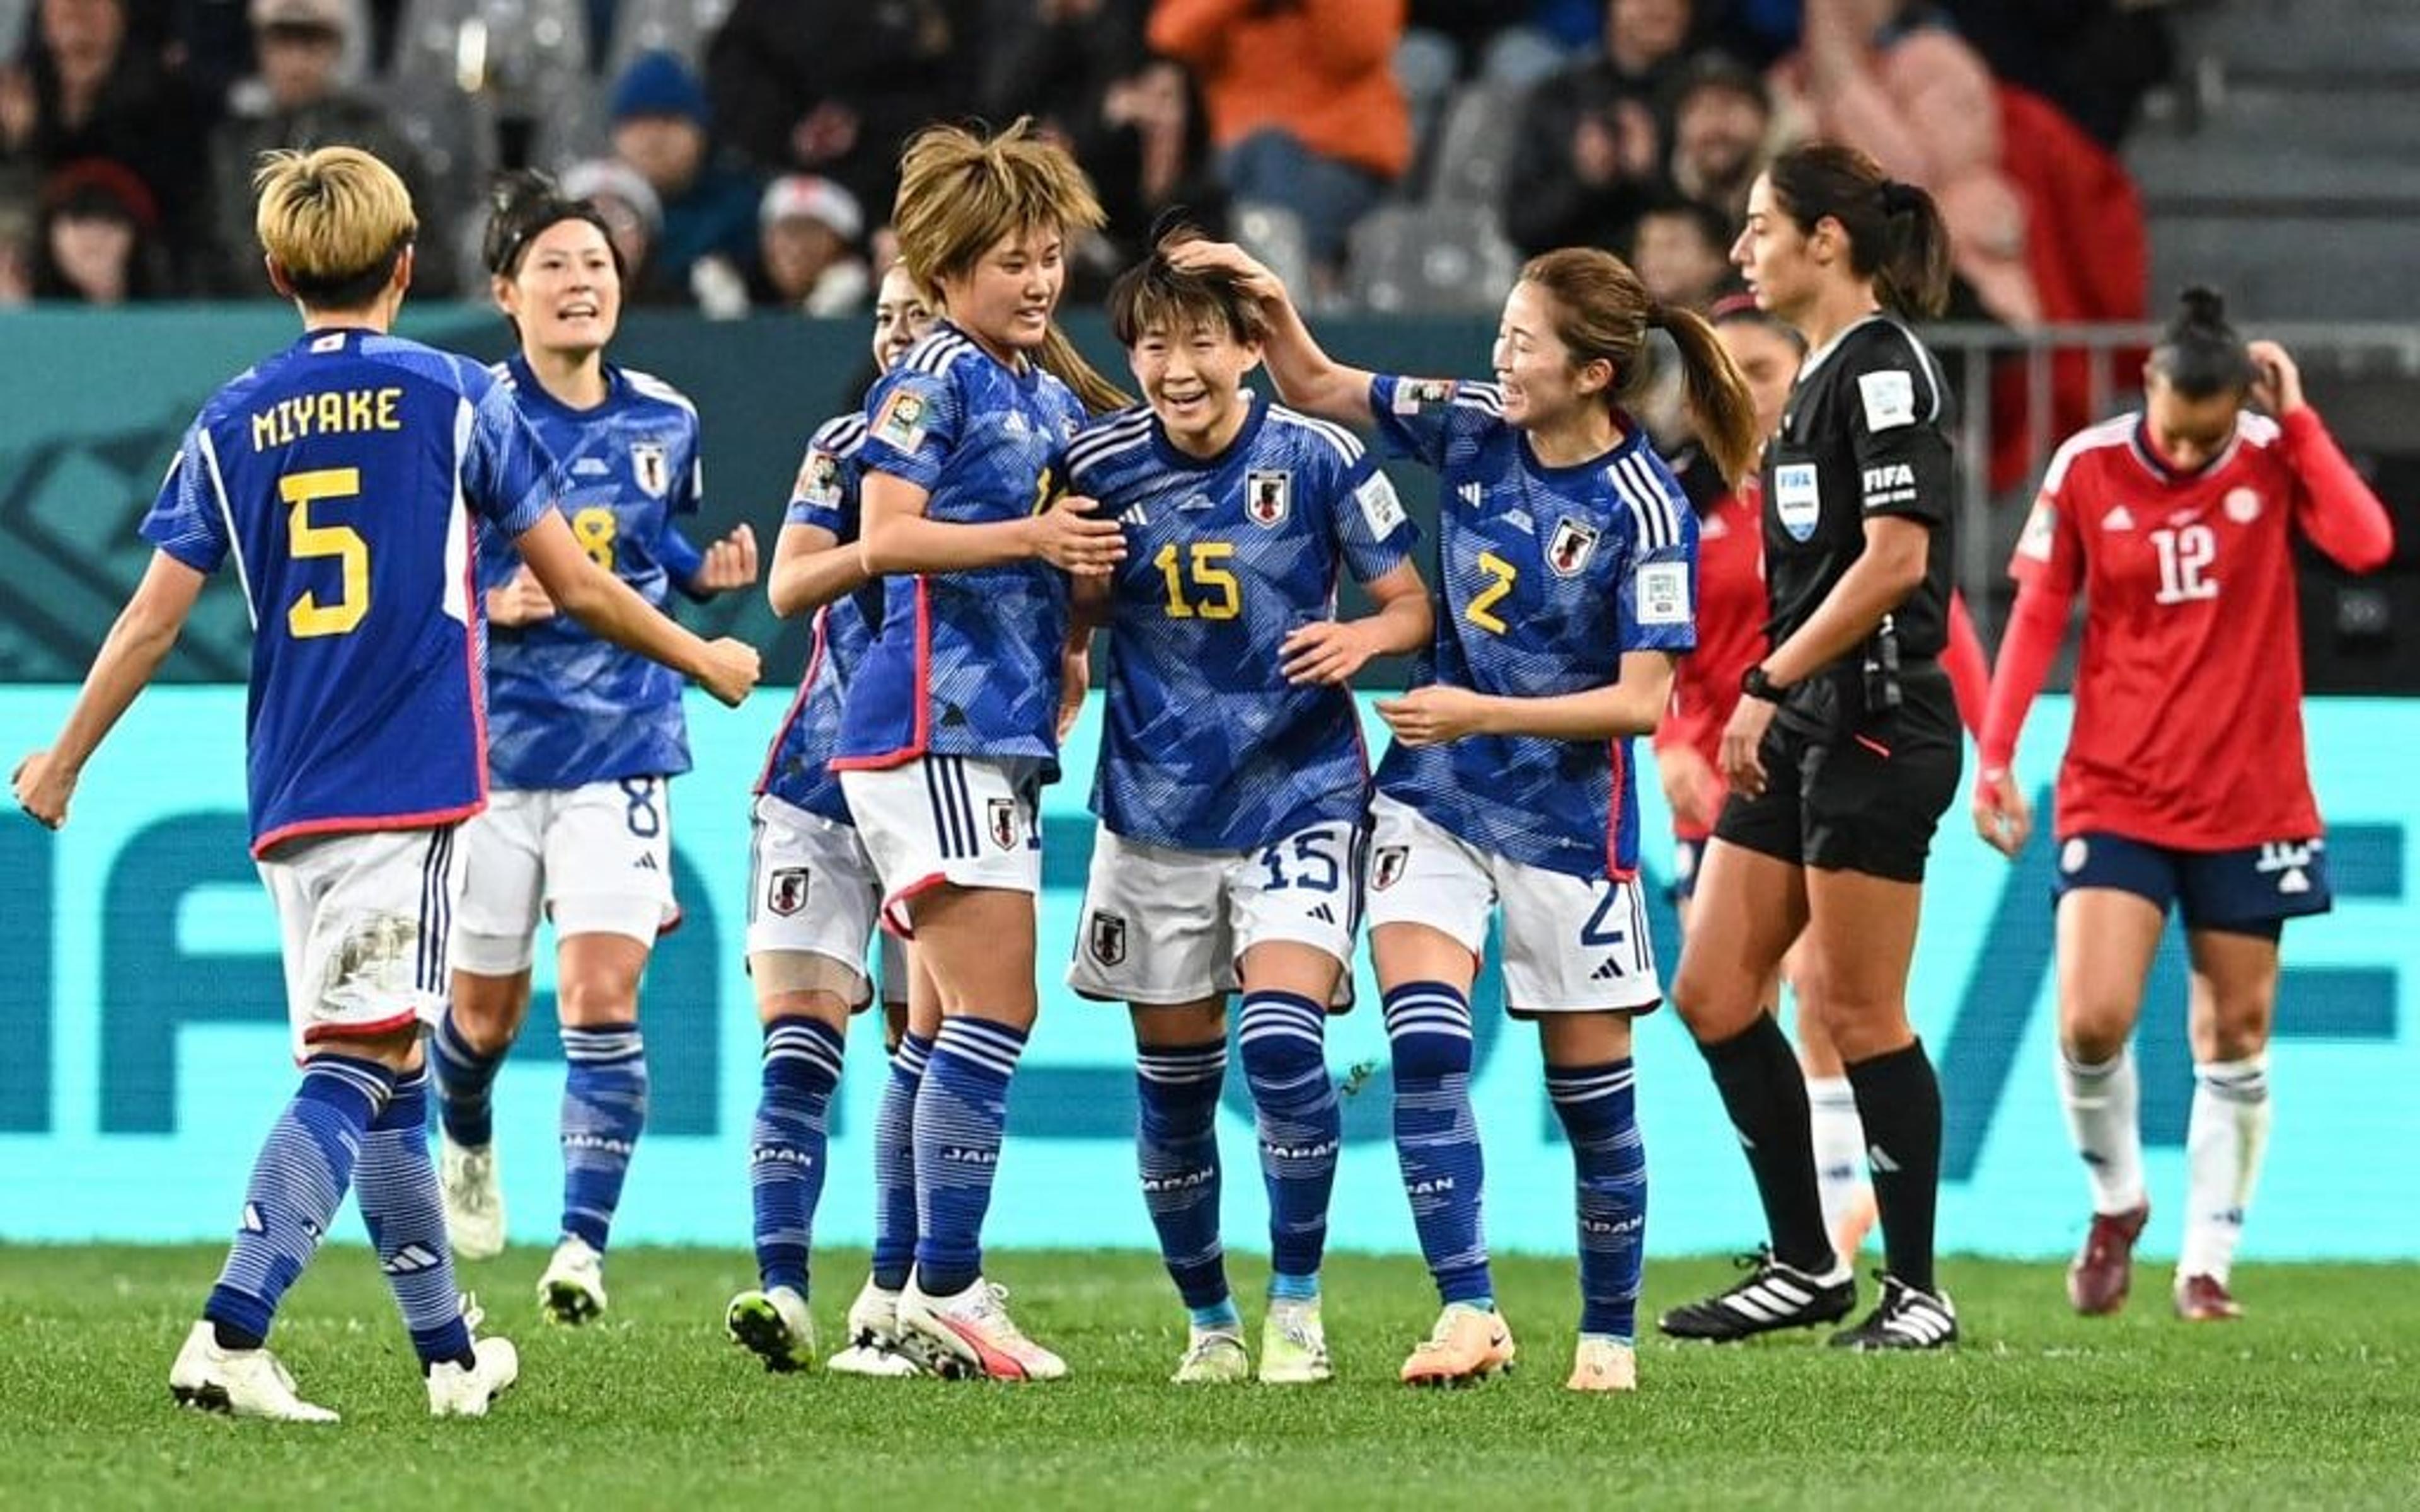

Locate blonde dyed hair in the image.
[253,146,417,307]
[892,119,1129,413]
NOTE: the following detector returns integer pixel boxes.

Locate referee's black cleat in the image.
[1658,1247,1857,1341]
[1828,1273,1959,1351]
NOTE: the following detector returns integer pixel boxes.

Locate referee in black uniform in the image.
[1658,142,1964,1351]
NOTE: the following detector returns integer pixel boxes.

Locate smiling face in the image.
[1490,278,1611,434]
[1129,309,1260,458]
[495,215,621,360]
[935,222,1066,362]
[871,263,936,373]
[1729,173,1824,326]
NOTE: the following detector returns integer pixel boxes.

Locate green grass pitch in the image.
[3,1246,2416,1509]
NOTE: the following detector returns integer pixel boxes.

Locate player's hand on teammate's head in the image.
[2245,340,2305,416]
[1163,239,1287,306]
[1028,493,1126,576]
[1971,767,2032,858]
[12,750,73,830]
[695,522,760,593]
[488,566,558,627]
[696,636,762,707]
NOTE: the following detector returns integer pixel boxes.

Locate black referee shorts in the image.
[1714,668,1961,884]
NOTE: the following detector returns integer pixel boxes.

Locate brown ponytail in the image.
[1652,302,1761,488]
[1766,142,1951,319]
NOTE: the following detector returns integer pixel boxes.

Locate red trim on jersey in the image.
[252,803,485,860]
[828,577,933,772]
[752,607,827,794]
[301,1009,421,1045]
[1604,739,1638,883]
[877,870,951,938]
[461,504,490,816]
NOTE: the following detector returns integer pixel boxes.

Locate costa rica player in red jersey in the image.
[1973,288,2394,1322]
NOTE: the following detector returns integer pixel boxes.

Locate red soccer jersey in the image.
[2012,410,2324,848]
[1659,481,1765,839]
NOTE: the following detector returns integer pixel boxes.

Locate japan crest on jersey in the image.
[1245,469,1291,527]
[631,440,671,498]
[1547,515,1600,576]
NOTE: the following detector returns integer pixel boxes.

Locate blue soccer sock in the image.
[912,1016,1027,1298]
[354,1065,475,1370]
[1238,990,1339,1290]
[204,1055,393,1348]
[1383,980,1492,1307]
[560,1021,648,1252]
[1548,1058,1647,1342]
[1135,1037,1231,1314]
[870,1031,933,1292]
[430,1007,507,1148]
[749,1016,846,1297]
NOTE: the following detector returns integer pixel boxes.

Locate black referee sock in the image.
[1698,1014,1835,1276]
[1845,1039,1944,1297]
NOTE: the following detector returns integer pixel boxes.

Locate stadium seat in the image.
[1231,201,1315,307]
[1424,81,1526,211]
[1344,204,1520,314]
[598,0,740,79]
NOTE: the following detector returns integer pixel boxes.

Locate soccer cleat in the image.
[1257,1298,1333,1385]
[1399,1302,1516,1387]
[1170,1326,1250,1385]
[2174,1273,2244,1322]
[2067,1202,2150,1317]
[538,1235,608,1324]
[1657,1248,1857,1341]
[439,1135,505,1263]
[826,1278,922,1377]
[895,1276,1067,1382]
[1828,1273,1958,1350]
[427,1336,519,1417]
[1565,1336,1638,1393]
[168,1320,338,1423]
[726,1285,817,1373]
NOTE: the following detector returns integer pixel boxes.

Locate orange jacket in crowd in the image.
[1148,0,1412,183]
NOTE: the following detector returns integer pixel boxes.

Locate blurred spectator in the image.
[1501,0,1695,258]
[1397,0,1601,165]
[1668,50,1766,222]
[1149,0,1409,292]
[977,0,1149,137]
[1629,194,1729,308]
[32,154,164,300]
[558,154,667,299]
[704,0,972,222]
[753,171,869,315]
[0,166,33,302]
[0,0,214,290]
[207,0,451,295]
[1944,0,2174,149]
[606,49,759,312]
[1066,52,1226,297]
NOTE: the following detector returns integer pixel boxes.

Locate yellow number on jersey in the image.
[1031,464,1060,516]
[572,506,618,570]
[1465,551,1516,634]
[1154,541,1242,621]
[282,467,369,638]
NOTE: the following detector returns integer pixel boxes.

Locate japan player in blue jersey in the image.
[831,120,1132,1380]
[11,148,759,1421]
[723,261,939,1377]
[1177,236,1758,1391]
[428,174,761,1326]
[1063,236,1431,1385]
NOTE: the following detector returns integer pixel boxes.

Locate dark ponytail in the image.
[2150,284,2257,399]
[1766,143,1950,319]
[481,169,623,282]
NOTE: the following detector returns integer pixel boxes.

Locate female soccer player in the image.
[1974,289,2393,1321]
[1064,235,1430,1385]
[723,262,939,1375]
[430,175,760,1325]
[1178,234,1760,1392]
[831,119,1131,1382]
[12,146,756,1419]
[1657,142,1966,1351]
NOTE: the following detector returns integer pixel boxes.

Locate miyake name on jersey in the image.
[248,387,406,451]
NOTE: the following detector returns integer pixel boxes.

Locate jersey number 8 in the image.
[572,507,618,571]
[282,467,369,639]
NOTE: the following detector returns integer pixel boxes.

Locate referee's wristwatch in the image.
[1739,664,1788,704]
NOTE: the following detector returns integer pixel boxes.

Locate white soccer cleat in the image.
[726,1285,817,1373]
[826,1277,922,1377]
[1257,1298,1334,1385]
[1565,1336,1639,1392]
[168,1320,339,1423]
[1170,1326,1250,1384]
[427,1335,519,1418]
[538,1235,608,1324]
[895,1276,1066,1382]
[440,1135,505,1262]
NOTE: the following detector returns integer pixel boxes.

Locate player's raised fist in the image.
[695,522,760,593]
[697,636,762,707]
[12,749,74,829]
[488,565,558,627]
[1028,494,1126,576]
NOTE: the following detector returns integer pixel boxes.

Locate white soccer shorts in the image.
[1364,793,1662,1016]
[451,776,679,974]
[744,793,884,1001]
[258,825,464,1060]
[1067,820,1361,1007]
[838,753,1043,935]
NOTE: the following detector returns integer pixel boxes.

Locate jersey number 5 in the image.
[283,468,369,638]
[1155,541,1241,620]
[1465,551,1516,634]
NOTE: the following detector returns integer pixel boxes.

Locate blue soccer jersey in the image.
[1368,374,1699,879]
[480,357,704,791]
[139,326,558,856]
[1066,393,1416,849]
[833,323,1090,776]
[757,410,885,822]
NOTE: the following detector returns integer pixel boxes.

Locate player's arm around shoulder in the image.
[515,510,760,706]
[14,549,208,828]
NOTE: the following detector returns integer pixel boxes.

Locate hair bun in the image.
[2176,284,2229,328]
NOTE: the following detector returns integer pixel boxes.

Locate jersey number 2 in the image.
[1465,551,1516,634]
[283,468,369,638]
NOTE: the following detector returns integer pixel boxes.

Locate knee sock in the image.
[1238,990,1340,1296]
[354,1066,476,1370]
[1383,980,1492,1307]
[749,1016,846,1297]
[1697,1013,1835,1275]
[1845,1039,1945,1296]
[913,1016,1027,1298]
[870,1031,933,1292]
[560,1022,648,1251]
[2180,1055,2271,1286]
[1135,1038,1231,1319]
[1547,1058,1647,1342]
[431,1007,506,1148]
[2057,1045,2146,1215]
[1806,1074,1872,1249]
